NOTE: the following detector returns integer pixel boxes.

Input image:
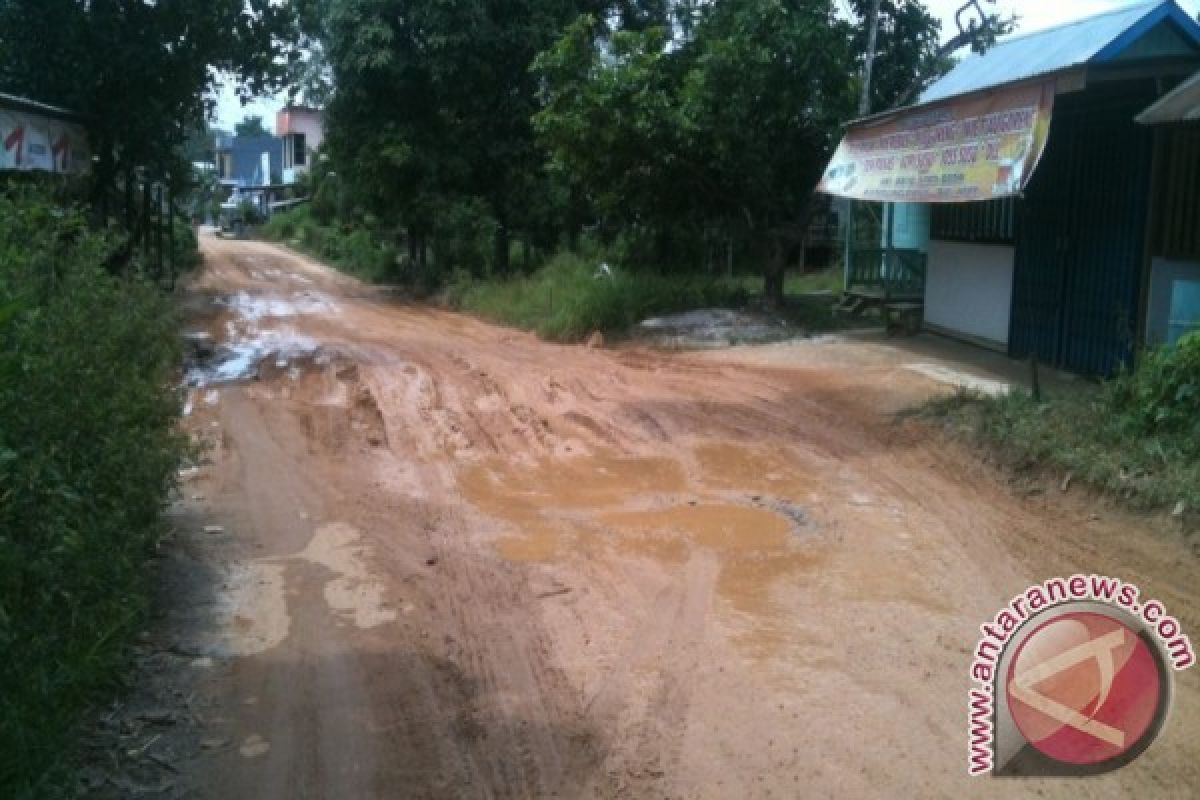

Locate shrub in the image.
[433,198,497,277]
[172,217,201,272]
[923,334,1200,512]
[449,251,749,341]
[0,188,185,794]
[261,205,400,284]
[237,199,264,226]
[261,204,309,242]
[1109,332,1200,453]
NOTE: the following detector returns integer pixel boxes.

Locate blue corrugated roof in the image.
[920,1,1200,105]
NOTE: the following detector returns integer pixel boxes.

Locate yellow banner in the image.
[818,81,1055,204]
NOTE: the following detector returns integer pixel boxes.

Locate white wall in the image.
[924,240,1015,348]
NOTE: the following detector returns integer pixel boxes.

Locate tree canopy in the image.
[285,1,997,300]
[0,0,296,193]
[235,116,271,138]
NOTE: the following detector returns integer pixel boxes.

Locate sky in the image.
[215,0,1200,131]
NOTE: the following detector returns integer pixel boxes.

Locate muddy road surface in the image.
[165,232,1200,799]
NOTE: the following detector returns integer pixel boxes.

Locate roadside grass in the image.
[922,339,1200,514]
[261,205,404,285]
[263,206,857,342]
[445,252,751,342]
[0,188,186,796]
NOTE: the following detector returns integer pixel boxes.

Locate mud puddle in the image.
[184,289,339,387]
[459,447,827,654]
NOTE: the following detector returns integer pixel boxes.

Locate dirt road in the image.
[166,231,1199,798]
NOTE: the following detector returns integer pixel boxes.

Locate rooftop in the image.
[920,1,1200,106]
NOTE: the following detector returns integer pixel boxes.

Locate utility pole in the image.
[846,0,883,293]
[860,0,882,116]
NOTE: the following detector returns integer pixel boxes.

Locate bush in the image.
[448,251,749,341]
[0,188,185,794]
[261,204,309,242]
[432,198,496,277]
[1109,332,1200,452]
[261,205,401,284]
[237,199,265,226]
[172,217,201,272]
[923,334,1200,512]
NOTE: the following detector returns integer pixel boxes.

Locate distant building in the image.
[276,105,324,185]
[215,133,284,188]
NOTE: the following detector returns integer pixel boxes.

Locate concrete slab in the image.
[693,330,1089,398]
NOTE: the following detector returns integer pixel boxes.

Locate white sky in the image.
[214,79,285,134]
[214,0,1200,130]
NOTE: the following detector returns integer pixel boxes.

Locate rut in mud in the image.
[157,232,1200,799]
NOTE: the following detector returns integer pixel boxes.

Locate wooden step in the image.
[883,302,923,336]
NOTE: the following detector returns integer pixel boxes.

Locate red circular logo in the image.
[1006,612,1164,765]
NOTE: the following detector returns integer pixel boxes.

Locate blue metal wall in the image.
[1009,82,1157,376]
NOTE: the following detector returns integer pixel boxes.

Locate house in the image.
[820,0,1200,375]
[0,92,89,174]
[215,133,284,188]
[276,105,324,185]
[1137,69,1200,346]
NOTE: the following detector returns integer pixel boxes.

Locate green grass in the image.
[923,383,1200,514]
[261,205,404,285]
[446,252,752,342]
[265,208,853,340]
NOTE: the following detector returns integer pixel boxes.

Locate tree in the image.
[235,115,270,138]
[850,0,942,114]
[535,1,859,304]
[181,123,230,165]
[0,0,296,218]
[324,0,626,276]
[890,0,1017,107]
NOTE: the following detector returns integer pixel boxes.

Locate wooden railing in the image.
[847,248,927,299]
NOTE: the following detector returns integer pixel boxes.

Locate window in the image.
[1168,279,1200,346]
[931,197,1018,244]
[293,133,306,167]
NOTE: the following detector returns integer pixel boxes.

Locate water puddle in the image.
[183,289,337,387]
[460,452,686,515]
[185,329,323,387]
[601,504,794,553]
[219,290,338,321]
[694,443,809,494]
[460,450,827,655]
